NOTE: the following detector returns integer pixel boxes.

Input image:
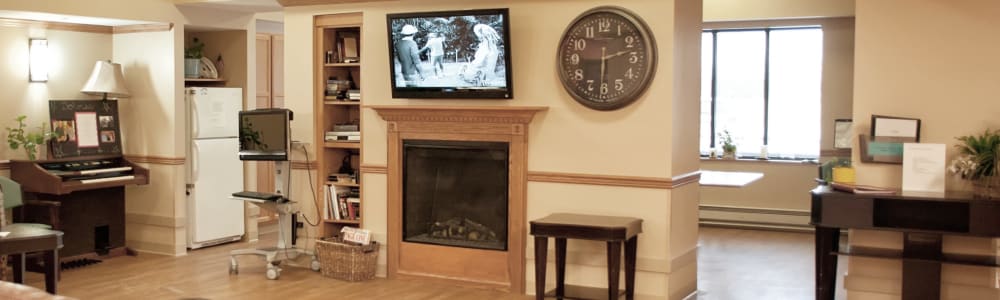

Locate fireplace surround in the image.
[372,105,546,293]
[402,140,509,251]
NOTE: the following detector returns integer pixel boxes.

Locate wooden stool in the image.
[530,213,642,300]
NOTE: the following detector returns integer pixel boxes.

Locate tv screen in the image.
[387,8,513,99]
[239,109,292,161]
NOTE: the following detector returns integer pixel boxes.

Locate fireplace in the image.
[403,140,509,251]
[373,105,546,293]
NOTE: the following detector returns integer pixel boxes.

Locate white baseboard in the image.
[699,204,812,232]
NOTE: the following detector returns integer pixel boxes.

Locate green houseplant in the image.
[6,115,54,160]
[184,37,205,78]
[949,129,1000,198]
[718,130,737,159]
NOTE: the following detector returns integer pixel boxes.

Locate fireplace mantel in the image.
[371,105,546,294]
[369,105,547,125]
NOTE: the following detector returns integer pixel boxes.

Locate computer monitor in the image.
[239,109,292,161]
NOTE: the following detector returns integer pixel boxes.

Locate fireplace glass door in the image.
[402,140,509,251]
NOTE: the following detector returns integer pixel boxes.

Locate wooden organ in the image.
[11,154,148,262]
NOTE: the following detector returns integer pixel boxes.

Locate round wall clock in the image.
[557,6,657,111]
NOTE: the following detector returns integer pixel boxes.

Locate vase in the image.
[722,149,736,160]
[971,176,1000,199]
[184,58,201,78]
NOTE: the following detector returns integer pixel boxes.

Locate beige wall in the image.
[848,1,1000,298]
[114,29,187,255]
[703,0,854,22]
[0,27,111,160]
[284,0,701,298]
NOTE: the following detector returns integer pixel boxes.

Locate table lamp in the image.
[81,60,130,100]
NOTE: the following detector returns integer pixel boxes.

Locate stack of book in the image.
[325,130,360,142]
[347,89,361,101]
[323,184,361,221]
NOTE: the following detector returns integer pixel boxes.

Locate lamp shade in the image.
[81,60,130,99]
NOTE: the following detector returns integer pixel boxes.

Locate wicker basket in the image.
[315,237,378,281]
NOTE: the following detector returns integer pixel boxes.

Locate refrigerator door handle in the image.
[191,142,200,182]
[191,98,200,138]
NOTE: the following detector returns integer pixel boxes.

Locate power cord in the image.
[298,143,323,252]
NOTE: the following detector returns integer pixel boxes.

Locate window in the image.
[700,27,823,160]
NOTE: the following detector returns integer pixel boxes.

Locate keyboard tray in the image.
[232,191,282,201]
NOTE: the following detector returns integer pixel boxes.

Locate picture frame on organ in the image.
[49,100,123,159]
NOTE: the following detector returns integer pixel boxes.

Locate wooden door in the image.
[254,34,276,197]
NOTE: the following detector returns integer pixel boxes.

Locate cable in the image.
[298,142,322,228]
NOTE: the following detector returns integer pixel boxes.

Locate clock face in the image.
[557,6,657,111]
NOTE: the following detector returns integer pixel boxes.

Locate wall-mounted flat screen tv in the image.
[387,8,513,99]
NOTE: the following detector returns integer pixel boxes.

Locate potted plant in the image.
[5,115,55,161]
[184,37,205,78]
[718,130,737,159]
[949,129,1000,198]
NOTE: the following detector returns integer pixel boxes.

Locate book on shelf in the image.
[338,196,349,220]
[346,200,356,220]
[327,173,355,183]
[333,124,359,131]
[323,184,332,220]
[327,185,341,220]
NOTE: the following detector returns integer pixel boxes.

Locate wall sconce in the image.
[29,38,48,82]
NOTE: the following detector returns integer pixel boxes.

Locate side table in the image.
[530,213,643,300]
[0,224,63,294]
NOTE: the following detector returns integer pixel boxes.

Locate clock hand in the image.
[601,46,606,86]
[603,49,631,60]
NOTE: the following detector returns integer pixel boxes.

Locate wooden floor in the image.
[19,227,842,299]
[696,227,846,300]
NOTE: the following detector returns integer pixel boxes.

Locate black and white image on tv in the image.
[390,14,507,89]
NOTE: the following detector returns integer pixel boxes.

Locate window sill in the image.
[700,157,818,165]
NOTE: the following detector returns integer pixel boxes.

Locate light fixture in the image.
[29,38,48,82]
[81,60,130,100]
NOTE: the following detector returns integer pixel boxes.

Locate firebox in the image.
[402,140,509,251]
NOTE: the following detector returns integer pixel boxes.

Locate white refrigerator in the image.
[186,87,245,249]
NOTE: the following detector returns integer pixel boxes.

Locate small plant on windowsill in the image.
[5,115,55,161]
[719,130,737,159]
[949,129,1000,198]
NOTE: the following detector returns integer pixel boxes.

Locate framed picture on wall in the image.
[861,114,921,164]
[833,119,853,149]
[871,115,921,142]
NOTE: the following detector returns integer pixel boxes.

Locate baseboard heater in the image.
[699,204,812,232]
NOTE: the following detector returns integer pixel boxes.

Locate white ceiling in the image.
[174,0,283,13]
[0,1,281,30]
[0,10,155,26]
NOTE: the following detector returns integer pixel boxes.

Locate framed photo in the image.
[833,119,852,149]
[49,100,123,158]
[859,135,906,164]
[871,115,920,142]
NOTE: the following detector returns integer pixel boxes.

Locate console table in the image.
[811,186,1000,300]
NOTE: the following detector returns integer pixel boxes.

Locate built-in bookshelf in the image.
[314,12,363,238]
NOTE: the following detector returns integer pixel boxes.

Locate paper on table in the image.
[0,232,9,238]
[902,143,946,193]
[75,112,99,148]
